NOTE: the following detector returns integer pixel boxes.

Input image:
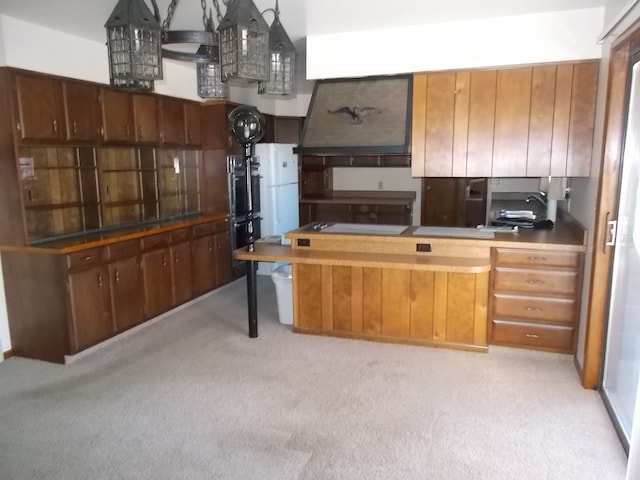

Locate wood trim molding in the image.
[582,37,634,389]
[3,349,15,360]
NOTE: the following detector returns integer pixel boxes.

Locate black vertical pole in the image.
[244,142,258,338]
[228,105,265,339]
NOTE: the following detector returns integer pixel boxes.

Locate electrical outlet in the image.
[173,157,180,174]
[378,181,383,189]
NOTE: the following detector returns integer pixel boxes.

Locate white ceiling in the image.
[0,0,607,51]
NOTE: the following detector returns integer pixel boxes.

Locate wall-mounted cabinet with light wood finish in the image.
[411,60,599,178]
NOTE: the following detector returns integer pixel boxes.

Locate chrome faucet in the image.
[525,191,548,208]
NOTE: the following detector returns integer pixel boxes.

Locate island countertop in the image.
[285,214,586,253]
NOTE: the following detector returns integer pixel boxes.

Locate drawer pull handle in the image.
[525,306,543,312]
[527,280,544,285]
[84,256,92,261]
[114,270,119,283]
[97,274,103,287]
[528,256,547,262]
[525,333,540,339]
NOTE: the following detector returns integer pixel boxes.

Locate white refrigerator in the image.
[255,143,299,275]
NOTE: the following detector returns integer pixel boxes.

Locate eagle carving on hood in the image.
[328,106,382,124]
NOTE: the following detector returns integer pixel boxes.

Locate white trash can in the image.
[271,264,293,325]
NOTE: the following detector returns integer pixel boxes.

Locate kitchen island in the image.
[234,217,586,353]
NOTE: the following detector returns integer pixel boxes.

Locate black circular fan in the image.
[227,105,266,145]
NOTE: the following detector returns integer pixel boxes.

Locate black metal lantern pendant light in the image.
[217,0,269,83]
[258,0,295,96]
[105,0,163,91]
[105,0,295,96]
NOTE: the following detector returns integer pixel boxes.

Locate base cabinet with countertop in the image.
[488,247,583,353]
[1,217,231,363]
[235,217,586,355]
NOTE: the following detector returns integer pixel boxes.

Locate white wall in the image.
[332,168,422,225]
[306,8,604,79]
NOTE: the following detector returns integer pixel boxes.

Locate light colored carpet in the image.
[0,276,628,480]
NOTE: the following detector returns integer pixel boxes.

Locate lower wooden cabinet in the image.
[1,218,232,363]
[67,264,113,352]
[488,247,583,353]
[171,241,193,305]
[294,264,489,350]
[191,219,232,295]
[141,246,174,319]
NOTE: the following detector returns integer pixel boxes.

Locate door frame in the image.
[583,27,640,389]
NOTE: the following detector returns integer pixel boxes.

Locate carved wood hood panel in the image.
[294,74,412,155]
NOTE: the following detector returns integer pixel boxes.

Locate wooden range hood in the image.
[293,74,412,156]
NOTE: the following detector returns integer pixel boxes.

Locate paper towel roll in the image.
[546,199,557,223]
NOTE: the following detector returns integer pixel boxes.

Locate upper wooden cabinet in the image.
[62,81,100,143]
[411,60,599,178]
[183,102,202,146]
[12,72,66,143]
[159,97,185,145]
[132,94,159,144]
[100,88,134,143]
[201,100,241,152]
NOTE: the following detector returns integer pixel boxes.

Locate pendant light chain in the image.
[163,0,211,30]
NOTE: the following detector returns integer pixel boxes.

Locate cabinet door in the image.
[160,98,185,145]
[274,116,302,144]
[466,70,497,177]
[300,168,331,196]
[171,241,193,305]
[421,178,463,226]
[100,89,133,143]
[184,102,203,146]
[260,114,276,143]
[68,265,113,352]
[214,230,232,287]
[141,248,173,318]
[192,234,217,295]
[62,81,100,143]
[565,61,598,177]
[424,72,456,177]
[13,73,65,143]
[109,256,144,332]
[492,68,533,177]
[132,94,159,144]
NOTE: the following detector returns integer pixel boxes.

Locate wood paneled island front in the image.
[234,221,587,353]
[235,224,493,352]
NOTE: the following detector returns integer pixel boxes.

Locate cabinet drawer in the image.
[494,249,580,268]
[493,267,578,296]
[170,228,190,243]
[141,233,170,250]
[105,240,139,261]
[491,319,574,352]
[213,219,229,233]
[493,293,575,323]
[66,247,104,270]
[193,222,215,237]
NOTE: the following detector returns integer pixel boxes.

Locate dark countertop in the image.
[0,213,229,254]
[289,210,586,252]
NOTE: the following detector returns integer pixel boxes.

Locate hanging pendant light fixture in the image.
[196,13,228,99]
[105,0,163,92]
[258,0,295,96]
[105,0,295,96]
[217,0,270,83]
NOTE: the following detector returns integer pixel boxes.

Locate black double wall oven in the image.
[227,155,261,263]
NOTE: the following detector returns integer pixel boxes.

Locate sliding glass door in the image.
[602,60,640,446]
